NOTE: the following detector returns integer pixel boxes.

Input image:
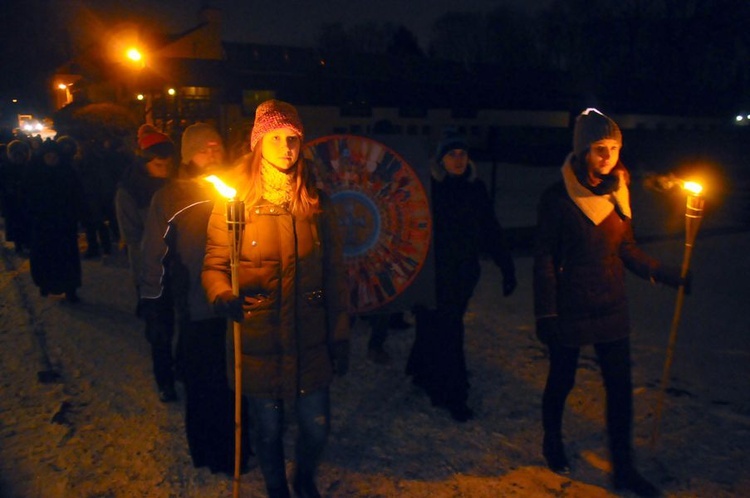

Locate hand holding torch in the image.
[651,181,704,448]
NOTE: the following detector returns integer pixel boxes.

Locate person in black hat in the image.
[533,108,687,497]
[406,129,517,422]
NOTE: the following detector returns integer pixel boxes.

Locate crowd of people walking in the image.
[0,104,690,498]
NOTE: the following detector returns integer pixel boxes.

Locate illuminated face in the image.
[191,142,224,172]
[585,139,621,184]
[146,156,172,178]
[442,149,469,176]
[261,128,301,170]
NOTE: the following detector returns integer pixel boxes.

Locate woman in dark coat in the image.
[406,132,517,422]
[202,100,349,498]
[533,108,684,497]
[24,138,85,301]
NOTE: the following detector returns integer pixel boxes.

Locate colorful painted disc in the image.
[303,135,432,313]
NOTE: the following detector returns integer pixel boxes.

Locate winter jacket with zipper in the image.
[202,191,348,399]
[533,168,665,347]
[139,178,220,322]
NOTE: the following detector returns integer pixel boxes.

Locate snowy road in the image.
[2,163,750,497]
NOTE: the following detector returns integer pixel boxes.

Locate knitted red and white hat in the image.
[250,99,304,151]
[137,124,172,151]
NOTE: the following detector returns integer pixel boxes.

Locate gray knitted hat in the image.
[573,108,622,159]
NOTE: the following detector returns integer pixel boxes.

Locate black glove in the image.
[535,316,559,345]
[653,266,692,295]
[502,274,517,297]
[214,290,245,323]
[331,340,350,377]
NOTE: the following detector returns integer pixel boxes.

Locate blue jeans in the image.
[247,388,330,490]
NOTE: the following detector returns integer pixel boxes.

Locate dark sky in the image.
[72,0,552,49]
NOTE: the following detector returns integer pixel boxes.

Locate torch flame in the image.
[683,181,703,195]
[205,175,237,199]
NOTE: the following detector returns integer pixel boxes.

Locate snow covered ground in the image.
[1,162,749,497]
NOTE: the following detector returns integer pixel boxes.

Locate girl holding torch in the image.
[202,100,349,498]
[533,109,687,497]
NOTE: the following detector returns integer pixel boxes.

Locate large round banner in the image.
[303,135,432,314]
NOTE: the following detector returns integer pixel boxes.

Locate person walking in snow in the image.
[533,108,686,497]
[116,126,174,310]
[139,123,251,473]
[115,124,175,401]
[202,100,349,498]
[24,138,85,302]
[406,130,517,422]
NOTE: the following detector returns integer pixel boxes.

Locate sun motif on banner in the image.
[303,135,432,314]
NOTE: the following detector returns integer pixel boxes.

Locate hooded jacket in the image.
[202,185,348,398]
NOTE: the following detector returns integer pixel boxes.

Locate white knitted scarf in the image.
[561,154,631,225]
[261,158,293,207]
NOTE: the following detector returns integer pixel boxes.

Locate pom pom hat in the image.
[181,123,223,162]
[572,108,622,159]
[250,99,304,151]
[137,124,174,158]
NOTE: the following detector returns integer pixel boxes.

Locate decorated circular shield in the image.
[303,135,432,314]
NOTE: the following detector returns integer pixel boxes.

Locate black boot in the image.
[612,466,661,497]
[292,473,321,498]
[267,485,291,498]
[543,433,570,474]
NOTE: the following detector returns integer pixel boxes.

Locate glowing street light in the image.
[205,175,245,498]
[651,180,705,447]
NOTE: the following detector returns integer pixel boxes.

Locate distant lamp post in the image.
[125,47,145,68]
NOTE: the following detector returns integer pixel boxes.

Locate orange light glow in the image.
[683,181,703,195]
[126,48,142,62]
[205,175,236,199]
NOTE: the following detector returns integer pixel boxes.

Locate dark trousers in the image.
[366,313,389,350]
[247,388,330,492]
[542,336,634,469]
[406,302,471,408]
[143,299,176,391]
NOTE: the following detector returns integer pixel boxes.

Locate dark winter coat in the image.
[24,151,85,293]
[139,178,220,322]
[114,160,169,287]
[533,163,666,347]
[431,161,515,306]
[202,190,349,399]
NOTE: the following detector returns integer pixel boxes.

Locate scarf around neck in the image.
[261,157,294,207]
[561,154,631,225]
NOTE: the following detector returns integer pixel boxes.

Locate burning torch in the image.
[205,175,245,497]
[651,180,704,447]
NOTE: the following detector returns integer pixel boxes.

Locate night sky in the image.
[72,0,552,49]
